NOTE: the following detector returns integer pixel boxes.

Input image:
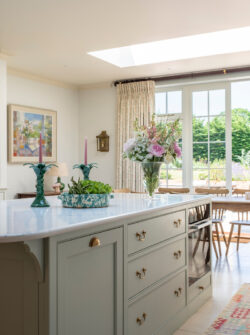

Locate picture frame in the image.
[8,104,57,163]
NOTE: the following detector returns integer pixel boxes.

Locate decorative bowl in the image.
[58,193,113,208]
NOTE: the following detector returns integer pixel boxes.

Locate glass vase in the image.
[141,162,162,198]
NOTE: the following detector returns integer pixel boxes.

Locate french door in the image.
[188,83,231,190]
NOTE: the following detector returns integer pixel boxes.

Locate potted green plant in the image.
[58,178,113,208]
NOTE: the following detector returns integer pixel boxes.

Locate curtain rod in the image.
[113,65,250,86]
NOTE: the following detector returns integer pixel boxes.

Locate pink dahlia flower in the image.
[174,142,181,158]
[149,143,165,157]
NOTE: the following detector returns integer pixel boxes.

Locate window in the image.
[192,89,226,187]
[156,77,250,192]
[231,81,250,189]
[155,90,183,186]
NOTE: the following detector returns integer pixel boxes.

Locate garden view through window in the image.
[155,80,250,190]
[155,90,182,186]
[192,89,226,187]
[231,81,250,189]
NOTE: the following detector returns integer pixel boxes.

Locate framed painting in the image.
[8,104,57,163]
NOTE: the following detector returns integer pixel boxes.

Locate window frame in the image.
[190,83,229,189]
[155,80,237,191]
[155,87,184,187]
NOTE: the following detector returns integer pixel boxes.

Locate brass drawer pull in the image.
[199,286,204,291]
[136,230,146,241]
[136,268,147,279]
[136,312,147,325]
[174,219,182,228]
[174,287,182,297]
[89,237,101,248]
[173,250,182,259]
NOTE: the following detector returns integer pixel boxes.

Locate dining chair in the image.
[113,188,131,193]
[226,207,250,255]
[195,187,229,197]
[158,187,190,194]
[195,187,229,257]
[232,188,249,197]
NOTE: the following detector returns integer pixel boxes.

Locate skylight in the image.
[88,26,250,68]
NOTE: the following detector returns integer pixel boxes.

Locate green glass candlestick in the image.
[73,163,98,180]
[24,163,56,207]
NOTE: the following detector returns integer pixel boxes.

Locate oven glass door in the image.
[188,222,211,286]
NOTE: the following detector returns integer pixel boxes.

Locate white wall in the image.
[79,87,116,187]
[0,60,7,190]
[7,75,80,199]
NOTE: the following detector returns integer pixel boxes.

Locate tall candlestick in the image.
[39,133,43,163]
[84,137,88,165]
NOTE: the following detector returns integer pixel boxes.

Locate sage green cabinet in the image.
[57,228,123,335]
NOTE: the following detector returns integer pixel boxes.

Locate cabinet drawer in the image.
[188,274,211,303]
[128,211,185,254]
[128,271,186,335]
[128,238,186,298]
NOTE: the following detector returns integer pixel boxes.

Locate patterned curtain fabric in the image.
[116,80,155,192]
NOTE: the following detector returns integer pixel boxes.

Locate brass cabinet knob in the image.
[174,287,182,297]
[174,219,182,228]
[136,230,146,241]
[173,250,182,259]
[89,237,101,248]
[199,286,204,291]
[136,312,147,325]
[136,268,147,279]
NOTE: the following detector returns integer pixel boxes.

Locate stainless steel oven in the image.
[188,204,211,286]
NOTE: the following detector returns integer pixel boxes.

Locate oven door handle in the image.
[194,220,211,230]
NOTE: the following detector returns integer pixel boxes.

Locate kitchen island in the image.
[0,193,212,335]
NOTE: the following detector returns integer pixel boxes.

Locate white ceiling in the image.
[1,0,250,87]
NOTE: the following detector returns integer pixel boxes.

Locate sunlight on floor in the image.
[174,241,250,335]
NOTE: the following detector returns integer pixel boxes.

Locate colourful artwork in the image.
[8,105,57,163]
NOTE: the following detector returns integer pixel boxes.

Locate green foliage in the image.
[236,149,250,168]
[68,178,112,194]
[232,109,250,161]
[193,108,250,163]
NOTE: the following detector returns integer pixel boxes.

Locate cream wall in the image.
[7,75,80,199]
[79,87,116,187]
[0,60,7,191]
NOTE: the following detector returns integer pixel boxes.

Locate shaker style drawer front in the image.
[128,211,185,254]
[128,238,186,298]
[188,274,211,303]
[128,271,186,335]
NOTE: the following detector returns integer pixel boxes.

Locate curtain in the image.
[116,80,155,192]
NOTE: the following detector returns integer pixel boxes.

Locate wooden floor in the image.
[174,241,250,335]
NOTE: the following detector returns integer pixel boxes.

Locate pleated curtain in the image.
[116,80,155,192]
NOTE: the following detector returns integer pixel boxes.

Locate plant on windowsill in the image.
[58,178,113,208]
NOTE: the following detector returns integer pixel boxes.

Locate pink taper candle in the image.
[84,137,88,165]
[39,133,43,163]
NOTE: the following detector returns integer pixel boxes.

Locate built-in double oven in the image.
[188,203,211,287]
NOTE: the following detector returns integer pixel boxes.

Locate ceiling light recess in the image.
[88,26,250,68]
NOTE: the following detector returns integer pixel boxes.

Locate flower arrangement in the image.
[123,115,182,163]
[123,115,182,197]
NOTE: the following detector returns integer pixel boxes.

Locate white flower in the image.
[123,138,136,153]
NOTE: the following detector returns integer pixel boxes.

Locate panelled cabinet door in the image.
[57,228,123,335]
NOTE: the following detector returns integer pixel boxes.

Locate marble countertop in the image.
[0,193,211,242]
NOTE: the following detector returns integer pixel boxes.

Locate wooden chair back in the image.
[236,210,249,221]
[158,187,190,194]
[113,188,131,193]
[212,207,225,221]
[195,187,229,197]
[232,188,250,197]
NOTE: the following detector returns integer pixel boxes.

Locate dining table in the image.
[212,196,250,212]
